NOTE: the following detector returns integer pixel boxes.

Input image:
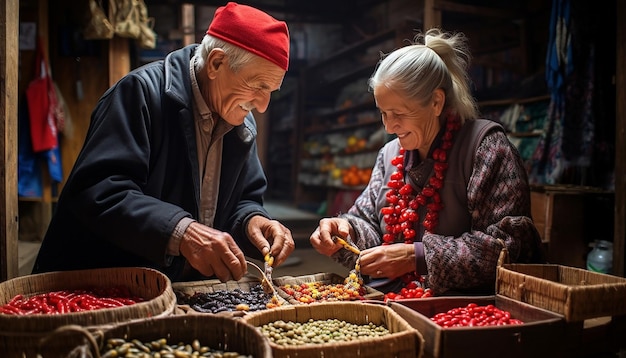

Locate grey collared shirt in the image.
[166,58,233,258]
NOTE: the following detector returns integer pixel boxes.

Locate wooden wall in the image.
[1,0,130,280]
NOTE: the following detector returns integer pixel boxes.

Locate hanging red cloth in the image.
[25,38,61,153]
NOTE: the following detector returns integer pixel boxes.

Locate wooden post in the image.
[423,0,441,30]
[614,0,626,277]
[1,0,20,281]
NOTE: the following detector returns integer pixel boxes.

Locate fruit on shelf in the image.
[341,165,372,187]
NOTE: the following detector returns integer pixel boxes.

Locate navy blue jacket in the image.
[32,45,270,281]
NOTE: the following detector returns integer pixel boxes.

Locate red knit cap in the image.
[207,2,290,71]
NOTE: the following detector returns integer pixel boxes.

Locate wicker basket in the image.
[172,275,289,315]
[36,314,273,358]
[242,301,424,358]
[273,272,384,304]
[0,267,176,357]
[496,264,626,322]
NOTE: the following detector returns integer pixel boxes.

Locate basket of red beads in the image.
[0,267,176,357]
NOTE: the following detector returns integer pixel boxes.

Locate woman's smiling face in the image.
[374,85,444,152]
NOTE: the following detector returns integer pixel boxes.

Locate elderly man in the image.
[32,2,295,282]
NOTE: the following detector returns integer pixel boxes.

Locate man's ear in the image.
[432,88,446,117]
[207,48,226,79]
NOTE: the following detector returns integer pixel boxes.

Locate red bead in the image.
[383,233,395,244]
[432,148,441,161]
[399,184,413,196]
[381,206,394,215]
[427,202,443,211]
[391,171,403,180]
[403,228,416,239]
[416,195,427,205]
[434,162,448,171]
[389,181,400,189]
[423,219,435,231]
[438,150,447,161]
[429,177,443,189]
[386,194,399,204]
[425,211,439,221]
[422,187,435,197]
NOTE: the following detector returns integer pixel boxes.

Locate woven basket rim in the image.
[0,266,176,331]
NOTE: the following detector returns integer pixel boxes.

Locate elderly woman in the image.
[310,28,544,295]
[33,2,295,282]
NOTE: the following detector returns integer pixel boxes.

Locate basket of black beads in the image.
[173,275,288,316]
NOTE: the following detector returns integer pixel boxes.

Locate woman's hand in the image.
[309,217,354,256]
[246,215,295,267]
[359,243,415,279]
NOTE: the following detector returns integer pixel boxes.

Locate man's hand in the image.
[179,222,246,282]
[246,215,295,266]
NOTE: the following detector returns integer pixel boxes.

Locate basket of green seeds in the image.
[242,301,424,358]
[37,314,272,358]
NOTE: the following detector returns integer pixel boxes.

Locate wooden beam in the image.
[1,0,20,281]
[108,37,131,88]
[423,0,441,30]
[614,0,625,277]
[435,0,520,19]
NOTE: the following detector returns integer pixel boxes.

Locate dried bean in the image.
[102,337,252,357]
[176,285,273,314]
[259,318,390,346]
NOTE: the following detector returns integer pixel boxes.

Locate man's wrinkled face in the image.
[209,54,285,126]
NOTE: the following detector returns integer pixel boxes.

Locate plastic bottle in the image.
[586,240,613,274]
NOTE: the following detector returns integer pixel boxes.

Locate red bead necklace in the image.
[381,114,461,245]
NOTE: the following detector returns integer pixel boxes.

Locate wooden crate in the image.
[388,295,565,358]
[273,272,384,304]
[242,301,424,358]
[496,264,626,322]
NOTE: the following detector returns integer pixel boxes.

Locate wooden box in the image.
[530,185,614,269]
[388,295,565,358]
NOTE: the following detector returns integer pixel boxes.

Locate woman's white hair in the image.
[368,28,478,122]
[193,34,258,72]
